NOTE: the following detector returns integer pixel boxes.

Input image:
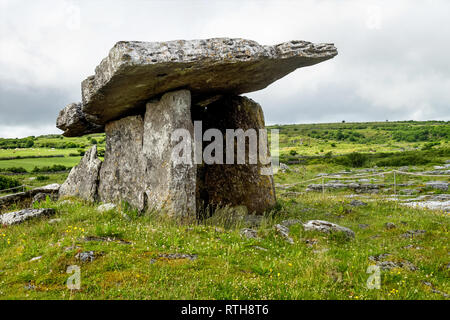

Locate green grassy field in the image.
[0,120,448,299]
[0,193,448,299]
[0,157,82,172]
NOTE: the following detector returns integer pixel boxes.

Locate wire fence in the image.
[283,169,450,197]
[0,184,34,195]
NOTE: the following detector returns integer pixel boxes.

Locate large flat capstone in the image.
[75,38,337,127]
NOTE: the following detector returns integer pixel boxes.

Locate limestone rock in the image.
[32,192,55,204]
[98,115,146,210]
[75,251,96,262]
[279,163,290,172]
[240,228,258,239]
[349,199,367,207]
[143,90,196,219]
[425,181,448,191]
[303,220,355,239]
[274,224,294,244]
[33,183,61,194]
[59,145,102,201]
[80,38,337,125]
[97,203,117,213]
[0,184,60,208]
[0,208,56,225]
[56,102,104,137]
[384,222,396,230]
[194,95,276,215]
[281,219,303,227]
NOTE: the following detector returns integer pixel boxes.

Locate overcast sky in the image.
[0,0,449,138]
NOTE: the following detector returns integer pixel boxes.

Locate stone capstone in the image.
[59,145,102,202]
[77,38,337,127]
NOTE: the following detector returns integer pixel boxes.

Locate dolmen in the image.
[56,38,337,221]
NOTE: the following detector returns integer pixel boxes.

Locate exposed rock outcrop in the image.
[303,220,355,239]
[0,208,56,225]
[59,145,102,201]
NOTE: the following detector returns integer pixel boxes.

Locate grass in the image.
[0,193,448,299]
[0,120,448,299]
[0,157,81,172]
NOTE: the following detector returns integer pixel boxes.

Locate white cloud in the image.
[0,0,449,138]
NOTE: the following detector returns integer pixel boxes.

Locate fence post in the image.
[322,177,325,197]
[393,171,396,197]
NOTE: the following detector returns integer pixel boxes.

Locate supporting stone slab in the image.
[143,90,196,219]
[194,95,276,215]
[80,38,337,125]
[61,90,276,219]
[97,115,146,210]
[59,145,102,201]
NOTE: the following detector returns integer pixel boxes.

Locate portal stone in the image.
[195,95,276,215]
[97,115,146,210]
[59,145,102,201]
[143,90,196,219]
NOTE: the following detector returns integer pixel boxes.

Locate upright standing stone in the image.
[143,90,196,219]
[59,145,102,201]
[97,115,146,210]
[195,95,276,215]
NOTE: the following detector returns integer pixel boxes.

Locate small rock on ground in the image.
[0,208,56,226]
[422,281,449,298]
[280,219,302,227]
[97,203,117,212]
[29,256,42,262]
[274,224,294,244]
[401,230,426,238]
[349,199,368,207]
[240,228,258,239]
[82,235,131,245]
[303,220,355,239]
[384,222,396,230]
[75,251,96,262]
[150,253,198,264]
